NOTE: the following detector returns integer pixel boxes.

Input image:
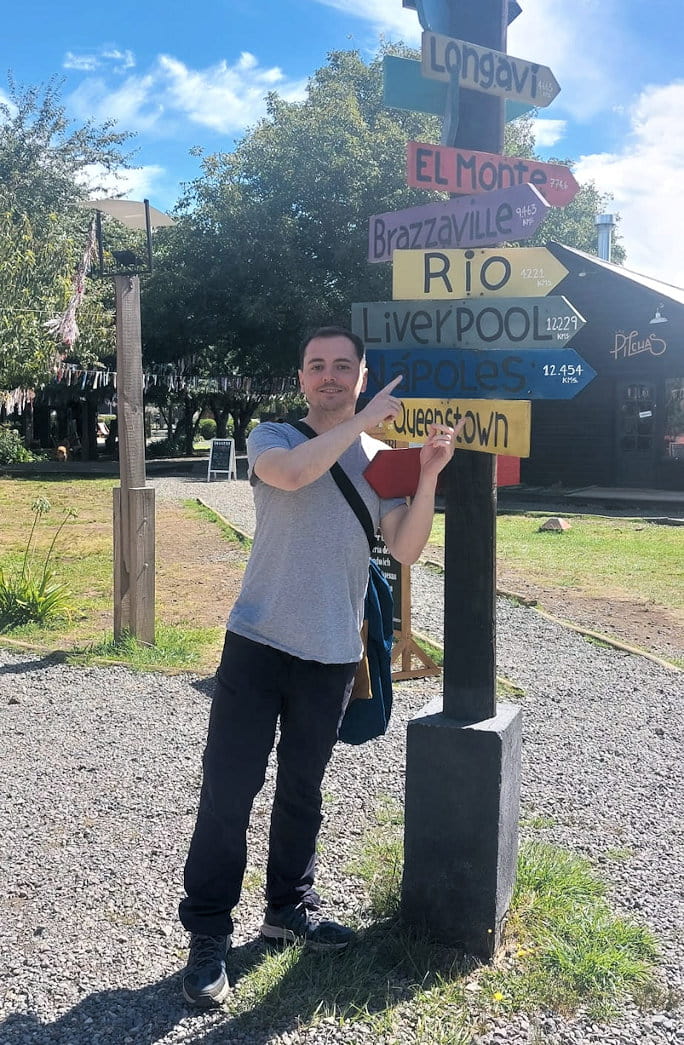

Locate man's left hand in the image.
[419,420,465,479]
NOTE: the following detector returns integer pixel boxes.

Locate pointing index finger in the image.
[383,375,403,393]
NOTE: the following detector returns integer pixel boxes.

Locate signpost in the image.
[368,183,548,262]
[406,142,580,207]
[367,397,530,456]
[394,0,525,960]
[393,246,569,299]
[352,297,585,350]
[421,31,560,107]
[364,347,596,400]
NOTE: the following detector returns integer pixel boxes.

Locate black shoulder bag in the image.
[292,421,395,744]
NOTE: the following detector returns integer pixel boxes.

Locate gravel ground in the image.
[1,476,682,1045]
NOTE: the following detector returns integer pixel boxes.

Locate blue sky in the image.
[3,0,684,285]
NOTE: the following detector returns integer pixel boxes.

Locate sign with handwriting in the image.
[352,297,585,350]
[368,184,548,263]
[421,31,560,108]
[365,347,595,400]
[406,142,579,207]
[366,398,531,457]
[392,247,569,300]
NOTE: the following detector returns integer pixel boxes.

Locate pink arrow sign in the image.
[368,183,549,264]
[406,142,580,208]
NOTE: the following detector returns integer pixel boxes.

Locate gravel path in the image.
[1,476,682,1044]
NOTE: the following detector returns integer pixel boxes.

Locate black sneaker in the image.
[261,902,355,951]
[182,933,231,1007]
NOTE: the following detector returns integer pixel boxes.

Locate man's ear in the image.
[297,369,305,393]
[360,365,368,393]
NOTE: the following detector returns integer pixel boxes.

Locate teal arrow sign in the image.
[383,55,533,122]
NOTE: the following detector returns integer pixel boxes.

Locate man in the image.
[179,326,460,1007]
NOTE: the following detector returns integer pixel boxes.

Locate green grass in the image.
[414,633,444,667]
[429,512,683,613]
[217,803,664,1041]
[184,498,253,546]
[66,623,222,671]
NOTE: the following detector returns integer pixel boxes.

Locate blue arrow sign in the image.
[365,347,597,400]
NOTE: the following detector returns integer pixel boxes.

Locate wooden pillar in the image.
[113,274,155,645]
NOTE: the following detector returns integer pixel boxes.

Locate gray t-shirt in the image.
[227,422,406,663]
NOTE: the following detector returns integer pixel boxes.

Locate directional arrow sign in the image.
[365,398,531,457]
[364,348,596,400]
[383,55,533,122]
[393,248,569,300]
[422,31,560,108]
[406,142,580,208]
[352,298,585,350]
[368,183,548,263]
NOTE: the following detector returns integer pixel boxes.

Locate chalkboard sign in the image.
[372,536,402,631]
[207,438,237,481]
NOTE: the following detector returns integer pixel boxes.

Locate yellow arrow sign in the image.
[367,399,530,457]
[393,247,568,299]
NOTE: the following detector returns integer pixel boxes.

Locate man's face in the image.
[298,336,367,415]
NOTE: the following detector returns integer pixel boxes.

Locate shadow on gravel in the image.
[0,928,471,1044]
[0,652,67,677]
[0,975,188,1045]
[190,676,217,700]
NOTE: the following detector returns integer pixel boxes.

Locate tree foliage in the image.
[0,76,130,390]
[0,74,132,228]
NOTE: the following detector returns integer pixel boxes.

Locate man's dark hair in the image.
[298,326,365,368]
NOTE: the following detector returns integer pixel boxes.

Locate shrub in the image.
[0,497,75,628]
[145,436,188,459]
[199,418,217,440]
[0,424,34,465]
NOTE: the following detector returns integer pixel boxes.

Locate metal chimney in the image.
[596,213,616,262]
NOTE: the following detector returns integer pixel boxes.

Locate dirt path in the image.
[158,503,682,666]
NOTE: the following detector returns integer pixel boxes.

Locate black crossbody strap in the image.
[291,420,375,552]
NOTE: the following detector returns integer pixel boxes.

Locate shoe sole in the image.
[260,923,352,951]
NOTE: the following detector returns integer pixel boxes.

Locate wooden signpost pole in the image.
[400,0,523,959]
[113,275,155,645]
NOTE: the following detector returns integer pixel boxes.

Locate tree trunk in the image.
[208,396,231,439]
[173,395,200,456]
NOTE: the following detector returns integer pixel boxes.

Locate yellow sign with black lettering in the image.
[393,247,568,299]
[368,399,530,457]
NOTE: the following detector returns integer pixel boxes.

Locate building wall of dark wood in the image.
[522,243,684,491]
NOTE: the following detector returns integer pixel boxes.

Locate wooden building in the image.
[523,243,684,491]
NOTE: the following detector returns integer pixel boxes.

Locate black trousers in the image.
[179,631,357,937]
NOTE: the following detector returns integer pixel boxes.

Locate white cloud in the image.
[64,46,135,74]
[575,82,684,287]
[78,162,167,202]
[157,52,307,133]
[313,0,420,42]
[67,52,307,137]
[531,118,567,148]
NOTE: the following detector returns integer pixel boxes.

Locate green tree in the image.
[0,74,131,228]
[0,75,130,391]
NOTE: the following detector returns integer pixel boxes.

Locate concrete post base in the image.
[401,699,522,960]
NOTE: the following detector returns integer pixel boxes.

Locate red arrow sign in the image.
[406,142,580,207]
[364,447,424,498]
